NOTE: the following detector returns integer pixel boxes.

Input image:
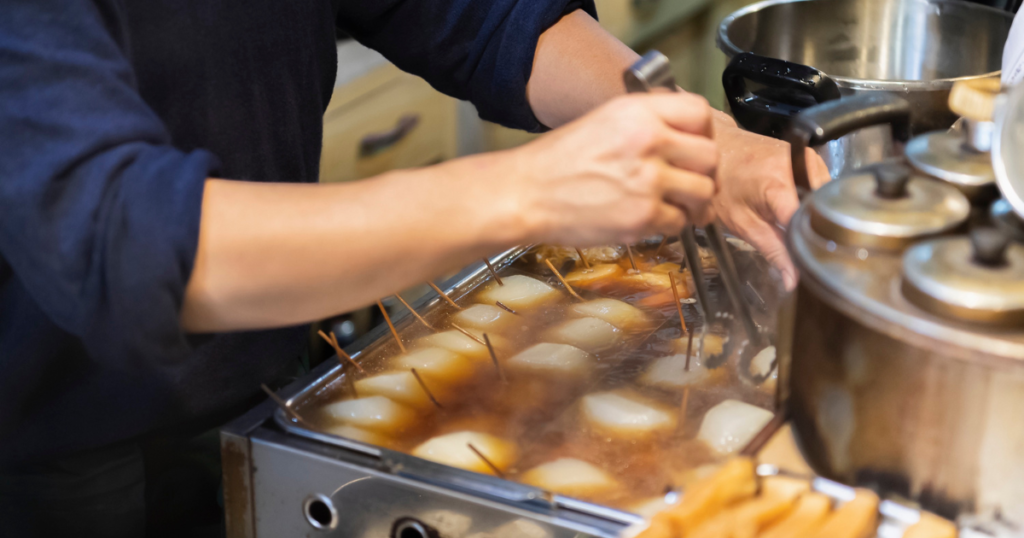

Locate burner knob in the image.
[971,227,1010,267]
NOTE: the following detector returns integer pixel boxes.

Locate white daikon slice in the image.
[321,396,417,433]
[638,354,726,389]
[570,298,647,330]
[411,431,517,475]
[417,330,505,362]
[544,317,621,352]
[506,343,591,376]
[452,304,516,332]
[580,391,677,438]
[749,345,777,378]
[477,275,561,310]
[353,371,440,409]
[393,347,477,386]
[521,458,619,497]
[697,399,774,456]
[322,424,391,446]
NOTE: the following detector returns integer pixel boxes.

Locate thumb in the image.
[765,184,801,228]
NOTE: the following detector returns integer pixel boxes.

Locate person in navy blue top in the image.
[0,0,828,535]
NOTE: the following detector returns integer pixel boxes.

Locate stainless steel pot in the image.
[780,92,1024,527]
[718,0,1013,178]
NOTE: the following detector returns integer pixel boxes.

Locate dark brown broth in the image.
[302,243,776,511]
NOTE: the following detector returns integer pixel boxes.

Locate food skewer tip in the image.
[318,329,365,373]
[483,258,504,286]
[574,247,592,270]
[467,442,505,478]
[483,333,507,384]
[426,281,462,310]
[543,258,584,302]
[410,368,444,410]
[395,293,435,331]
[261,383,311,427]
[377,299,407,353]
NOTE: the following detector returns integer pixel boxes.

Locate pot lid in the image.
[902,228,1024,325]
[905,130,994,189]
[810,162,971,250]
[994,83,1024,220]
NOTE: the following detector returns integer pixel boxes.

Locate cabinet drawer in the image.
[320,70,457,183]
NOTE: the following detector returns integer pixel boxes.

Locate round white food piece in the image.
[353,371,439,409]
[521,458,619,497]
[697,399,775,456]
[321,396,417,433]
[393,347,477,385]
[452,304,516,332]
[506,343,591,376]
[476,275,561,310]
[416,329,504,362]
[580,392,677,437]
[544,317,621,352]
[570,298,646,330]
[749,345,777,378]
[322,424,392,446]
[638,354,716,389]
[411,431,517,475]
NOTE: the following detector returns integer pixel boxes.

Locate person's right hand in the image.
[498,92,719,246]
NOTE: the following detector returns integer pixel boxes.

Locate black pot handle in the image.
[785,93,913,193]
[723,52,842,139]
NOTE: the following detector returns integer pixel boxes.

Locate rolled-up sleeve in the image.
[0,1,217,366]
[337,0,598,132]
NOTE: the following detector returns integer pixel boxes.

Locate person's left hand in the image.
[711,114,831,289]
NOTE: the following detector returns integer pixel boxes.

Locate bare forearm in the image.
[527,10,640,128]
[181,153,525,332]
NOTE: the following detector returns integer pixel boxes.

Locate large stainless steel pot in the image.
[780,91,1024,527]
[718,0,1013,178]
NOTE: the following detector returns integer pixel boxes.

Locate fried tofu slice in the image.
[759,492,832,538]
[477,275,561,310]
[807,489,879,538]
[689,493,796,538]
[564,264,624,288]
[661,458,758,535]
[902,513,957,538]
[411,431,517,476]
[521,458,619,498]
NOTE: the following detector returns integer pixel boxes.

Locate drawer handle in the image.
[359,114,420,157]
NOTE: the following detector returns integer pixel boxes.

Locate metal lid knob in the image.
[809,163,971,250]
[873,164,911,199]
[971,227,1010,267]
[949,78,1001,122]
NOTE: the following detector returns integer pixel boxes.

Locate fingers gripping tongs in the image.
[623,52,769,377]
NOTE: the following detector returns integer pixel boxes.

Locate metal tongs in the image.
[624,51,770,380]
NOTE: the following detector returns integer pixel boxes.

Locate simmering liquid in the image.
[301,242,777,512]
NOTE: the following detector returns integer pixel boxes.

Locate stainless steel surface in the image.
[718,0,1013,178]
[902,234,1024,324]
[994,83,1024,219]
[809,166,970,248]
[783,201,1024,526]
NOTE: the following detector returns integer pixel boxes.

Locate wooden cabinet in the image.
[320,64,458,183]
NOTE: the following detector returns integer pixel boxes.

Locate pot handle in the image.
[785,93,913,193]
[722,52,842,138]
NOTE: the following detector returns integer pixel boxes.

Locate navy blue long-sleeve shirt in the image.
[0,0,596,464]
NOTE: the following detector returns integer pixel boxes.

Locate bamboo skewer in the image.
[318,329,365,373]
[451,323,486,346]
[543,258,583,302]
[426,281,462,310]
[467,443,505,478]
[574,247,591,270]
[684,330,694,372]
[669,272,689,335]
[261,383,313,428]
[482,258,504,286]
[680,387,691,428]
[377,299,407,353]
[655,236,670,257]
[410,368,444,410]
[495,301,518,315]
[395,293,434,331]
[483,333,506,384]
[625,245,639,272]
